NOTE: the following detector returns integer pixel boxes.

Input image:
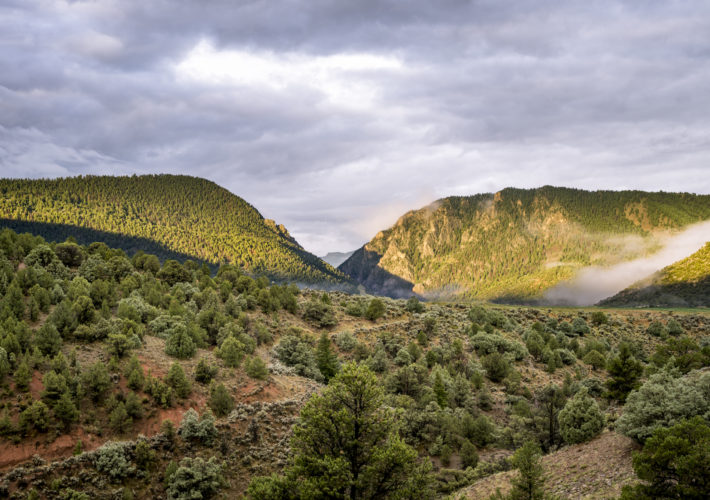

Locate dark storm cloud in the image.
[2,1,710,255]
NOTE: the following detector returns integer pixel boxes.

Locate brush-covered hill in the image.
[0,175,350,286]
[339,187,710,300]
[1,227,709,499]
[600,242,710,307]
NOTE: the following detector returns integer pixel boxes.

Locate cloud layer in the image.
[2,1,710,254]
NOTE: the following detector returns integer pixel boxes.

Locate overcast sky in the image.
[2,1,710,255]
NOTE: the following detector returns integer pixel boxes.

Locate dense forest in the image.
[601,242,710,307]
[0,227,708,498]
[339,186,710,300]
[0,175,351,287]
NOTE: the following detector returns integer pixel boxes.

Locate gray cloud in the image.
[1,0,710,255]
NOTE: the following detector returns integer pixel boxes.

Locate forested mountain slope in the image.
[338,187,710,300]
[600,242,710,307]
[0,175,350,286]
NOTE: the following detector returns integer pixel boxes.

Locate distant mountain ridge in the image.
[0,174,351,286]
[338,186,710,300]
[320,251,355,268]
[600,242,710,307]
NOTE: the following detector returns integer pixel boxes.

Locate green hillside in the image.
[1,226,709,499]
[601,242,710,307]
[0,175,350,286]
[339,186,710,300]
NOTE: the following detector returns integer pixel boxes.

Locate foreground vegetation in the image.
[0,227,708,498]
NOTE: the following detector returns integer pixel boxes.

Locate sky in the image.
[2,1,710,256]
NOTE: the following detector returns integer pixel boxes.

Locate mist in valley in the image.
[544,220,710,306]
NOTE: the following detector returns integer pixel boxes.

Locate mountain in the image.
[338,186,710,300]
[600,242,710,307]
[0,174,350,286]
[320,250,355,268]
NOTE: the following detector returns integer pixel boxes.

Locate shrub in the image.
[245,356,269,380]
[406,297,424,313]
[216,336,245,368]
[571,317,590,336]
[274,335,322,381]
[583,350,606,370]
[145,376,174,408]
[166,363,192,399]
[165,326,197,359]
[208,383,234,417]
[194,357,218,384]
[666,319,684,337]
[94,441,134,480]
[14,360,32,392]
[134,440,157,470]
[646,320,667,338]
[460,440,479,469]
[471,332,527,361]
[107,332,133,358]
[304,299,338,328]
[81,361,111,402]
[365,298,385,321]
[19,400,50,433]
[482,353,510,382]
[334,331,357,352]
[35,323,62,356]
[616,370,710,444]
[558,388,605,444]
[555,348,576,365]
[179,408,218,445]
[590,311,608,326]
[109,402,132,434]
[166,456,225,500]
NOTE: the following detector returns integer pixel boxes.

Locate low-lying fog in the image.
[544,220,710,306]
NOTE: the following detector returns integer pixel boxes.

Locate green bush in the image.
[194,357,218,384]
[35,323,62,356]
[616,370,710,444]
[216,336,245,368]
[81,361,111,402]
[646,320,667,338]
[274,335,322,381]
[558,388,605,444]
[109,402,132,434]
[165,326,197,359]
[179,408,217,445]
[19,400,50,433]
[94,441,134,480]
[208,382,234,417]
[166,456,225,500]
[166,363,192,399]
[245,356,269,380]
[482,353,510,382]
[365,298,385,321]
[460,440,479,469]
[582,350,606,370]
[302,299,337,328]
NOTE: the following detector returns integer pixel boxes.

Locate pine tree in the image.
[315,332,339,382]
[166,362,191,399]
[606,343,643,402]
[508,441,545,500]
